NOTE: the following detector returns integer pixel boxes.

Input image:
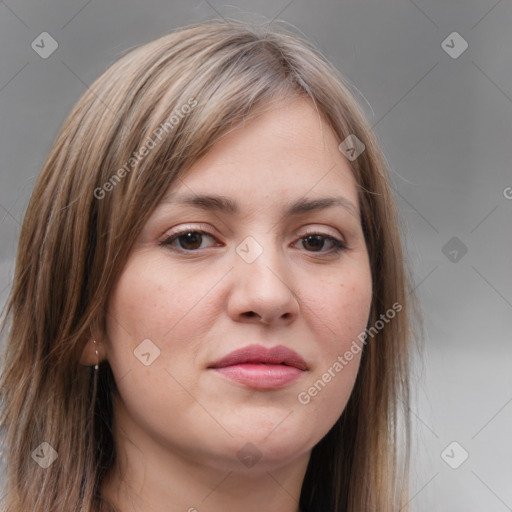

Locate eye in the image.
[160,227,347,256]
[294,232,347,255]
[160,229,219,252]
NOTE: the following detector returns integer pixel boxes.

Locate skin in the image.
[81,97,373,512]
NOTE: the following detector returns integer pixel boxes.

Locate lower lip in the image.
[211,363,304,389]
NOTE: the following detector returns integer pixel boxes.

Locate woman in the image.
[0,19,419,512]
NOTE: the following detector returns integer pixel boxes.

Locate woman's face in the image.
[102,97,372,473]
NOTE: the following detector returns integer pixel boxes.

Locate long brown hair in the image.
[0,19,419,511]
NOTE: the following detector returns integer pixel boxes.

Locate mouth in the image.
[208,344,308,390]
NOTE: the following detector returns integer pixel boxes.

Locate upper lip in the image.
[208,344,308,371]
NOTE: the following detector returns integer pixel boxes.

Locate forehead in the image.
[172,97,360,211]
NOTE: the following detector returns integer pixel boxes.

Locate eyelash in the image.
[160,227,347,257]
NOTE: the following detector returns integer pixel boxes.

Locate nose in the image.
[226,239,299,327]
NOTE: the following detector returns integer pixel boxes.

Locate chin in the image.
[208,444,311,474]
[207,426,318,473]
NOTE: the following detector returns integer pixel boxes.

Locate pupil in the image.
[304,235,324,251]
[179,232,202,250]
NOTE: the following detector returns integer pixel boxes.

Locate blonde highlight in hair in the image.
[0,19,419,512]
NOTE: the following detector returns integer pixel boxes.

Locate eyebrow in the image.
[163,193,359,218]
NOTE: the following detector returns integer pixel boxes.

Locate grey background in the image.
[1,1,511,510]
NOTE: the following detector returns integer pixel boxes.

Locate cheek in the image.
[311,262,373,349]
[334,279,373,341]
[295,261,372,419]
[104,254,219,382]
[108,255,216,340]
[102,255,222,442]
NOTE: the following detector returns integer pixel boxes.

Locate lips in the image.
[209,344,308,370]
[208,344,307,389]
